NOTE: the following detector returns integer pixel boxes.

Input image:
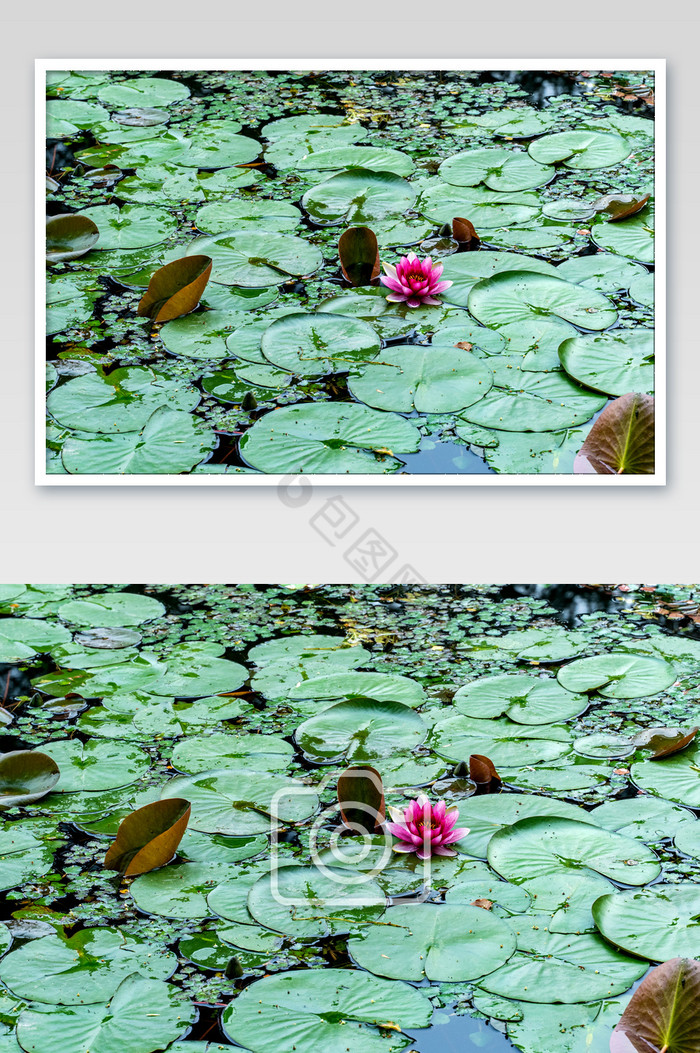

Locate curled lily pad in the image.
[137,256,213,322]
[0,751,60,808]
[46,214,100,262]
[574,393,655,475]
[104,799,191,876]
[610,957,700,1053]
[338,226,380,286]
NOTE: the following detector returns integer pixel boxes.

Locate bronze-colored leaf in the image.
[610,957,700,1053]
[634,726,698,760]
[452,216,481,248]
[574,393,655,475]
[0,750,60,808]
[104,798,191,876]
[593,192,650,221]
[46,214,100,263]
[137,255,213,323]
[471,898,493,910]
[337,765,385,833]
[454,341,474,352]
[338,227,380,286]
[469,754,502,794]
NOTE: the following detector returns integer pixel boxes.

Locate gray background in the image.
[5,2,694,582]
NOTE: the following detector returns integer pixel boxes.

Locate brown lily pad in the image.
[104,798,191,876]
[470,754,502,794]
[593,192,651,221]
[137,255,213,323]
[610,957,700,1053]
[452,216,481,248]
[575,393,655,475]
[338,226,380,286]
[634,726,698,760]
[337,765,385,834]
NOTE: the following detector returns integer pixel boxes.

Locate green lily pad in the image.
[0,825,55,891]
[0,928,176,1004]
[591,796,696,843]
[440,252,558,308]
[452,793,599,859]
[261,313,381,376]
[0,618,70,662]
[418,183,540,227]
[528,130,630,169]
[478,920,646,1003]
[160,769,318,835]
[79,204,177,250]
[348,344,493,413]
[458,369,607,432]
[297,145,414,176]
[593,882,700,961]
[39,738,149,792]
[47,368,199,432]
[247,864,387,937]
[186,231,323,286]
[159,309,249,361]
[591,206,655,264]
[221,968,431,1053]
[629,271,654,307]
[0,752,60,807]
[98,76,190,108]
[468,271,617,331]
[349,903,516,981]
[556,252,647,294]
[557,652,676,698]
[239,402,420,474]
[631,741,700,806]
[195,199,300,235]
[296,698,426,762]
[454,674,588,725]
[431,715,572,769]
[16,974,195,1053]
[171,732,294,775]
[488,816,660,888]
[62,407,217,474]
[130,861,239,919]
[559,329,654,396]
[440,148,554,191]
[172,124,260,169]
[46,215,100,262]
[302,169,415,225]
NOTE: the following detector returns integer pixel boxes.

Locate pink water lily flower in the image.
[380,252,453,308]
[387,794,469,860]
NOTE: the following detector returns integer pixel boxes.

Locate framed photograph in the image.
[37,60,664,484]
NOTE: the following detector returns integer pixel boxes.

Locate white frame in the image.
[36,58,666,486]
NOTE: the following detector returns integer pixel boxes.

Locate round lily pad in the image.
[477,921,647,1003]
[454,674,588,725]
[302,169,415,225]
[439,148,554,191]
[159,310,248,361]
[591,206,655,264]
[173,125,260,169]
[130,861,239,919]
[349,903,516,982]
[239,402,420,474]
[468,271,617,331]
[160,769,319,835]
[39,738,150,792]
[629,271,654,307]
[458,369,607,432]
[171,733,294,775]
[452,793,599,859]
[431,715,572,769]
[297,145,414,176]
[79,204,177,250]
[488,816,660,888]
[0,928,176,1004]
[559,328,654,396]
[221,968,431,1053]
[0,618,70,662]
[348,344,493,413]
[288,671,425,708]
[247,864,387,938]
[62,408,216,474]
[261,313,381,376]
[0,825,55,891]
[440,252,558,308]
[47,368,199,433]
[631,741,700,806]
[98,76,190,108]
[186,231,323,286]
[528,130,630,169]
[556,252,647,294]
[194,199,300,235]
[557,653,676,698]
[418,183,540,227]
[296,698,426,762]
[16,974,195,1053]
[591,796,696,843]
[592,882,700,961]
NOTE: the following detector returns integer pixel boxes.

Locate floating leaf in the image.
[79,203,177,250]
[440,148,554,191]
[452,216,481,247]
[296,698,426,763]
[337,766,385,833]
[635,726,698,759]
[574,393,655,475]
[302,169,416,225]
[261,312,380,376]
[104,799,191,876]
[528,130,630,169]
[338,227,380,286]
[0,751,60,808]
[470,754,502,793]
[557,652,675,698]
[454,674,588,725]
[46,214,99,263]
[348,344,493,414]
[610,957,700,1053]
[137,256,212,323]
[559,329,654,397]
[468,271,617,331]
[593,882,700,961]
[593,192,650,221]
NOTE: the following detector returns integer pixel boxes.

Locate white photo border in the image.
[36,58,666,486]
